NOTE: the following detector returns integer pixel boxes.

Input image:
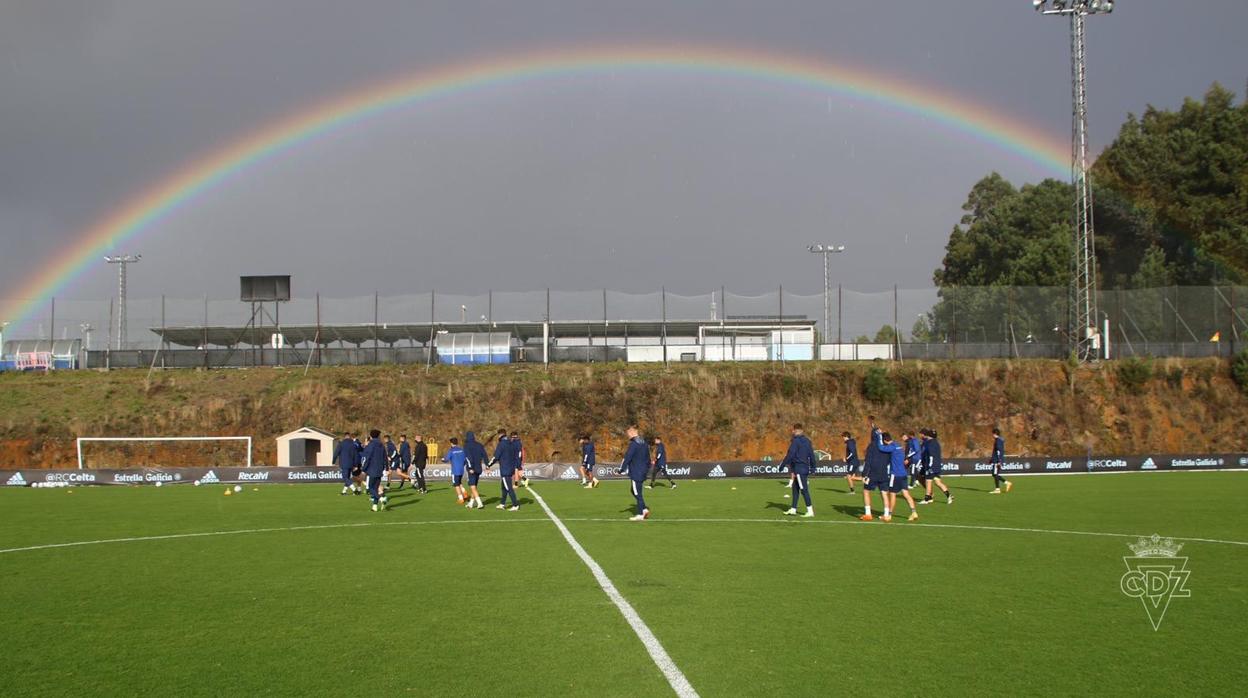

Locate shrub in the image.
[1115,356,1153,395]
[780,375,798,399]
[1232,349,1248,395]
[862,366,896,403]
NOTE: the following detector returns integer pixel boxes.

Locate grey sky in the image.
[1,0,1245,315]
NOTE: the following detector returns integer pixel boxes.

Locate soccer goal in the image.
[76,437,253,470]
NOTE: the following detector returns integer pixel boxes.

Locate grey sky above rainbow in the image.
[1,0,1245,332]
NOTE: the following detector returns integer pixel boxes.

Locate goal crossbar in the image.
[76,437,253,469]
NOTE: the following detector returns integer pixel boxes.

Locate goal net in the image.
[76,437,253,469]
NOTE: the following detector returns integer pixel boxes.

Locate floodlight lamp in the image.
[1033,0,1044,10]
[808,244,823,253]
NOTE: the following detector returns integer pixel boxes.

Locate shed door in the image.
[305,439,321,466]
[288,439,305,467]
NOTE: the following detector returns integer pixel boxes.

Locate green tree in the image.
[1093,83,1248,282]
[1130,245,1174,288]
[873,325,897,344]
[929,174,1074,342]
[911,314,934,342]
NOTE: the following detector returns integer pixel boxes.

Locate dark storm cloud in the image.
[1,0,1245,310]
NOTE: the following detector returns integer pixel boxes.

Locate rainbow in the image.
[0,44,1070,329]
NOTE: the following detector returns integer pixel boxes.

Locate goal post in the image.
[76,437,253,470]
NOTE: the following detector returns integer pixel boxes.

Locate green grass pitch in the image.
[1,473,1245,696]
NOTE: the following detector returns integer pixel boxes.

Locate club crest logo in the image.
[1119,534,1190,630]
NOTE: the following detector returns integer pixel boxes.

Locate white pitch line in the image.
[0,518,550,555]
[559,517,1248,547]
[3,515,1243,557]
[528,486,699,698]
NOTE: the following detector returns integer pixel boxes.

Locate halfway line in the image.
[528,486,699,698]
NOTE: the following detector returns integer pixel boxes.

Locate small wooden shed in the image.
[276,426,336,467]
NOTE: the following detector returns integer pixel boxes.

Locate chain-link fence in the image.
[4,286,1246,361]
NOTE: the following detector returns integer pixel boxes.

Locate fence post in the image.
[373,292,379,365]
[202,295,208,369]
[661,286,668,367]
[1172,285,1179,345]
[309,293,317,367]
[893,284,900,361]
[107,298,114,370]
[778,285,784,365]
[160,295,167,368]
[720,285,727,361]
[427,290,435,371]
[1233,285,1239,353]
[950,289,958,359]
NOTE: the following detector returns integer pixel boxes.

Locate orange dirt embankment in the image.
[1,359,1244,469]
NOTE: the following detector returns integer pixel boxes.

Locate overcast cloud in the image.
[1,0,1245,316]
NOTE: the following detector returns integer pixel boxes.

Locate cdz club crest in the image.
[1119,534,1191,630]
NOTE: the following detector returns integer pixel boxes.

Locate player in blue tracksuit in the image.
[488,430,519,510]
[388,434,413,491]
[361,429,389,511]
[919,429,952,504]
[619,425,652,520]
[462,431,488,509]
[989,427,1013,494]
[860,417,889,520]
[877,431,919,522]
[332,431,362,495]
[351,434,366,491]
[442,437,468,504]
[510,431,528,488]
[781,424,816,517]
[842,432,861,494]
[579,435,600,488]
[647,436,676,489]
[904,432,922,489]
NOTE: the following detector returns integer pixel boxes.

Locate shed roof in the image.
[277,426,336,440]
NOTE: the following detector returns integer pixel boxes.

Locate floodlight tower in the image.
[807,244,846,348]
[1032,0,1114,361]
[104,254,141,349]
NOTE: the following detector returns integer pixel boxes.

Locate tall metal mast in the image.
[104,254,141,349]
[1033,0,1114,361]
